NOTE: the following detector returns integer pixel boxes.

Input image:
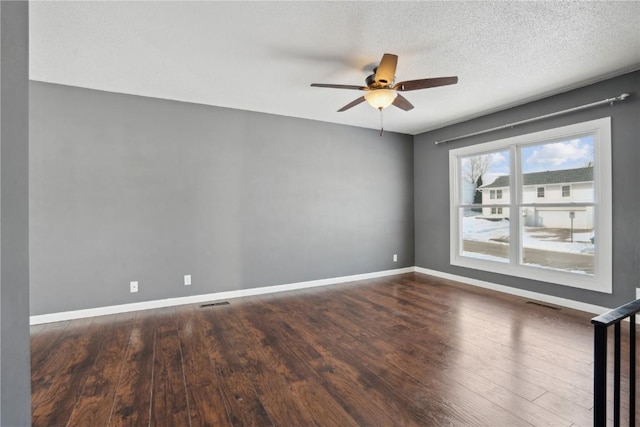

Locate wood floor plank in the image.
[32,315,115,427]
[213,306,318,426]
[289,302,501,425]
[245,299,398,426]
[533,391,594,426]
[282,280,592,425]
[346,280,596,395]
[257,295,462,426]
[340,284,592,418]
[149,307,191,427]
[233,304,359,427]
[367,277,595,365]
[281,290,537,426]
[108,309,157,426]
[30,320,69,357]
[30,272,637,426]
[65,312,137,426]
[196,305,274,426]
[288,379,359,427]
[31,317,93,409]
[175,304,234,427]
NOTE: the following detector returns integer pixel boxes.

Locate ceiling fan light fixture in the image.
[364,89,397,110]
[310,53,457,113]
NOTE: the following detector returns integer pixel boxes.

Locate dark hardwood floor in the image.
[31,273,638,426]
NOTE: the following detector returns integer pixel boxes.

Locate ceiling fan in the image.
[310,53,458,112]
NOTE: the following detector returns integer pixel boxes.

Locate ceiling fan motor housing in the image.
[366,68,393,88]
[365,73,377,88]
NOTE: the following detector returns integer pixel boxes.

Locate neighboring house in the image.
[480,166,594,229]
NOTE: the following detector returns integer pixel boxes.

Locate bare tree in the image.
[464,155,490,209]
[463,155,490,186]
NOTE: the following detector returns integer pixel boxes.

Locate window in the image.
[450,117,612,293]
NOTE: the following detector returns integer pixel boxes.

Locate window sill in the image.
[451,255,612,294]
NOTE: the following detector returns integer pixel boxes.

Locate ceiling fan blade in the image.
[311,83,366,90]
[337,96,366,112]
[394,76,458,91]
[392,94,414,111]
[374,53,398,86]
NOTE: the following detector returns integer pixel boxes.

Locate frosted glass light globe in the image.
[364,89,397,110]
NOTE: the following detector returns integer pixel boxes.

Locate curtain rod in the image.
[434,93,630,145]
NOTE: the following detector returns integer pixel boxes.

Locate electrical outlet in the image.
[130,281,138,293]
[393,254,398,262]
[184,274,192,286]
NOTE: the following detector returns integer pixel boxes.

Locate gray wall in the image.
[1,1,31,425]
[29,82,414,315]
[415,71,640,308]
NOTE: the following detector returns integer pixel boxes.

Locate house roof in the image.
[482,166,593,188]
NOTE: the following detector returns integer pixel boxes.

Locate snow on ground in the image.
[462,216,594,255]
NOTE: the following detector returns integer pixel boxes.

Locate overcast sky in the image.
[473,135,595,185]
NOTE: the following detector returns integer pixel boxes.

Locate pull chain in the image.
[379,107,384,137]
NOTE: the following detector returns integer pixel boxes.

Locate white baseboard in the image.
[29,267,415,325]
[30,266,636,325]
[414,266,612,316]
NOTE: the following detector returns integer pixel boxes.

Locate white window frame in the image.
[449,117,612,293]
[496,189,503,199]
[562,185,571,198]
[536,186,545,198]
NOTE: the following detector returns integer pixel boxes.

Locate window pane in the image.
[461,208,509,263]
[451,118,610,292]
[520,207,594,275]
[520,136,594,203]
[460,150,510,206]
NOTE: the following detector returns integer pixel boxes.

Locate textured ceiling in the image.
[29,1,640,135]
